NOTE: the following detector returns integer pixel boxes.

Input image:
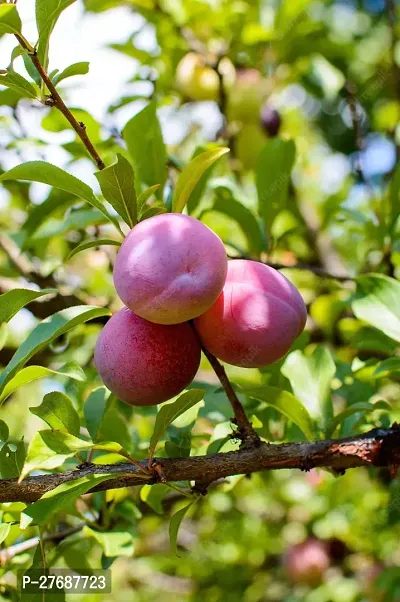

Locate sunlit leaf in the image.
[67,238,121,260]
[21,474,116,528]
[241,386,315,439]
[30,391,80,436]
[0,72,38,99]
[53,61,89,85]
[281,346,335,429]
[0,288,57,324]
[352,274,400,343]
[149,389,205,456]
[36,0,76,69]
[0,305,110,398]
[95,154,137,228]
[172,148,229,213]
[122,101,166,200]
[0,4,22,35]
[0,162,122,234]
[0,361,86,403]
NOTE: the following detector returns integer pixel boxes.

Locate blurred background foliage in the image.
[1,0,400,600]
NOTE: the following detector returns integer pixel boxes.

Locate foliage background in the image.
[0,0,400,601]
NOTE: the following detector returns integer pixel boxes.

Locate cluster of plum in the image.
[95,213,306,407]
[175,52,282,169]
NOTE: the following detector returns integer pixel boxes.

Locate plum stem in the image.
[190,323,260,447]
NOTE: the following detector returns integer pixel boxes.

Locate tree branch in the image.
[0,524,83,566]
[227,255,354,282]
[190,323,260,446]
[1,425,399,503]
[15,35,105,170]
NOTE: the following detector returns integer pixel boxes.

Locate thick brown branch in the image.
[1,426,399,504]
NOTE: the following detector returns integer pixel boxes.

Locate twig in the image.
[14,35,105,170]
[345,80,366,183]
[227,254,354,282]
[0,425,399,503]
[189,323,260,446]
[0,524,83,566]
[201,345,261,446]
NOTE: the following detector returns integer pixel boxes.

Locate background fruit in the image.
[194,259,307,367]
[176,52,234,102]
[260,104,282,137]
[113,213,228,325]
[235,123,267,171]
[227,68,270,123]
[94,307,201,406]
[283,538,331,586]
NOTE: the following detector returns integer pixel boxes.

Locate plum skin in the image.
[94,308,201,406]
[113,213,228,325]
[194,259,307,368]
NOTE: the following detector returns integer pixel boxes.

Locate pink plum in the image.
[94,307,201,406]
[113,213,227,325]
[194,259,307,368]
[283,538,331,586]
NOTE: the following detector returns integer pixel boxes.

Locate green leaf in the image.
[325,402,386,438]
[149,389,205,456]
[140,484,169,515]
[0,361,86,403]
[0,288,57,324]
[20,430,92,480]
[95,154,137,228]
[96,395,131,452]
[0,440,25,478]
[186,146,218,215]
[0,3,22,35]
[67,238,121,260]
[352,274,400,343]
[52,61,89,85]
[256,138,296,242]
[21,190,76,245]
[21,474,116,528]
[139,205,167,221]
[0,72,38,99]
[211,186,265,255]
[84,387,108,442]
[166,399,204,458]
[0,523,10,545]
[84,527,134,557]
[34,208,109,241]
[169,500,196,556]
[241,386,315,440]
[0,161,122,235]
[172,148,229,213]
[23,53,42,86]
[0,305,110,398]
[30,391,80,436]
[374,357,400,376]
[281,346,335,429]
[137,184,160,214]
[35,0,76,69]
[122,101,166,200]
[0,419,9,441]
